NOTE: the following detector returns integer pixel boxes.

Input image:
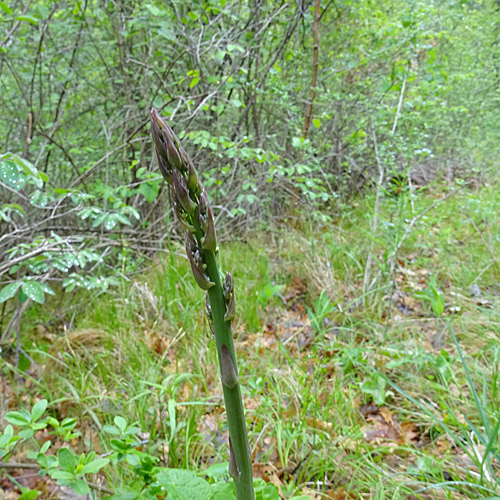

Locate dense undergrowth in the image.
[1,179,499,499]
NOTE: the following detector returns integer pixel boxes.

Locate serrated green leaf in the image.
[156,469,211,500]
[0,282,22,303]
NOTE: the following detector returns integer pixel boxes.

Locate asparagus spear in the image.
[150,109,255,500]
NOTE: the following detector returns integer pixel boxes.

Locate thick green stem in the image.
[196,229,254,500]
[151,109,254,499]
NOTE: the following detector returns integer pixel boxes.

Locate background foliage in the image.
[1,0,500,499]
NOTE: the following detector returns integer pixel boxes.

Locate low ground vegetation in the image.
[1,179,499,499]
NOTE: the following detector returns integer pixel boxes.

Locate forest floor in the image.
[1,181,500,499]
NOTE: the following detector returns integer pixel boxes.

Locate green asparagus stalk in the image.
[150,109,255,500]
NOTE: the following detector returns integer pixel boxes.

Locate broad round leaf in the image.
[5,410,31,426]
[58,447,76,473]
[31,399,48,422]
[21,281,45,304]
[69,479,90,495]
[0,161,25,190]
[156,469,211,500]
[0,282,22,303]
[80,458,109,475]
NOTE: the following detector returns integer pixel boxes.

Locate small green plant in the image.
[2,400,109,496]
[306,290,336,337]
[46,447,110,496]
[103,416,153,469]
[2,401,262,499]
[0,425,19,460]
[4,399,49,438]
[256,280,285,310]
[415,274,445,317]
[382,323,500,498]
[360,372,393,406]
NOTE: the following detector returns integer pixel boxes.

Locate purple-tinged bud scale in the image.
[172,170,197,215]
[223,272,234,300]
[228,438,240,479]
[224,291,235,322]
[185,231,214,290]
[202,205,217,251]
[221,344,239,389]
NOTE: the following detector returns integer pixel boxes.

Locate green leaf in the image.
[113,213,131,226]
[0,161,24,190]
[69,479,90,495]
[312,118,321,128]
[190,77,200,88]
[212,481,235,500]
[109,491,139,500]
[204,462,230,478]
[21,281,45,304]
[12,156,42,188]
[40,441,51,453]
[360,373,388,406]
[58,447,76,473]
[39,283,55,296]
[60,418,77,429]
[5,410,31,426]
[114,416,127,433]
[254,478,280,500]
[125,453,140,466]
[80,458,109,474]
[19,428,35,439]
[0,282,22,303]
[158,22,175,41]
[145,4,161,16]
[0,2,13,15]
[18,489,40,500]
[50,470,74,480]
[156,469,211,500]
[138,183,158,202]
[103,424,120,435]
[15,15,38,25]
[31,399,48,422]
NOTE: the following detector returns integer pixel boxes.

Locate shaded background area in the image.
[2,0,499,279]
